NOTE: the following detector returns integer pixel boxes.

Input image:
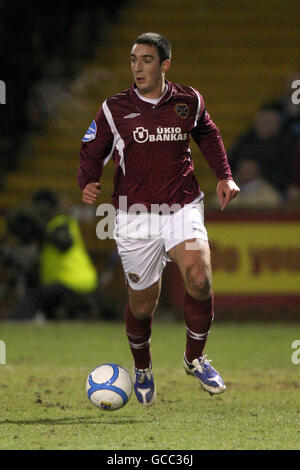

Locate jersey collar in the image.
[130,79,175,111]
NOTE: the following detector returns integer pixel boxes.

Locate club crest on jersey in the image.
[82,120,97,142]
[127,272,140,283]
[175,103,190,119]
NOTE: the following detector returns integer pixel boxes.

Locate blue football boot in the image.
[183,354,226,395]
[133,365,156,406]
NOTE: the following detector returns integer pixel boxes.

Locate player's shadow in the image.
[0,416,145,426]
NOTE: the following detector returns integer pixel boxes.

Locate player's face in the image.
[130,43,170,98]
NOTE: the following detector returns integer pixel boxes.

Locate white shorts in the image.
[113,195,208,290]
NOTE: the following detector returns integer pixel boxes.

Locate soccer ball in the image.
[86,363,133,411]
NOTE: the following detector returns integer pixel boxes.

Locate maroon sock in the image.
[183,291,214,363]
[125,302,152,370]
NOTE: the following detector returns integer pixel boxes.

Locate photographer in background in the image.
[0,205,42,318]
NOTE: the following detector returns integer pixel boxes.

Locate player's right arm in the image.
[77,105,114,204]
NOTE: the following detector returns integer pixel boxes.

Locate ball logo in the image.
[100,401,112,409]
[133,127,149,143]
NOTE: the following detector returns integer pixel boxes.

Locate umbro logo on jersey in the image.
[124,113,141,119]
[133,126,188,143]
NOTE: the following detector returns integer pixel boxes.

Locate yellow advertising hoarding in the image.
[207,219,300,294]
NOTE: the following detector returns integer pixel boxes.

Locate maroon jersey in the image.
[77,80,232,210]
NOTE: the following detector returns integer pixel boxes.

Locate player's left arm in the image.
[190,90,240,210]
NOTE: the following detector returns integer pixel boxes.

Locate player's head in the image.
[134,32,172,64]
[131,32,171,97]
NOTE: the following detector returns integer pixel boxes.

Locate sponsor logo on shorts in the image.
[175,103,190,119]
[127,272,140,283]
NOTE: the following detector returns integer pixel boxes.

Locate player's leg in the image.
[167,237,226,395]
[114,209,165,406]
[125,279,161,407]
[126,278,161,369]
[168,238,214,362]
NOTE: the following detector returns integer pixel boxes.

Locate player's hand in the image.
[82,182,101,204]
[216,179,240,211]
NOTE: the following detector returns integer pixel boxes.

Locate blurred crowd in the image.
[227,73,300,208]
[0,1,129,186]
[0,189,120,322]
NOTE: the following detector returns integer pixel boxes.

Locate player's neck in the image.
[137,78,166,100]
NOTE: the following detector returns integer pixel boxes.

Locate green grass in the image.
[0,320,300,450]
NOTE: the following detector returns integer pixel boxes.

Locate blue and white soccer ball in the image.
[86,363,133,411]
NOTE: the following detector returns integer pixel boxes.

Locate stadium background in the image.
[0,0,299,322]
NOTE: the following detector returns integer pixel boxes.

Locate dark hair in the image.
[134,32,171,63]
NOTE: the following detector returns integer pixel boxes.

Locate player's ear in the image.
[161,59,171,74]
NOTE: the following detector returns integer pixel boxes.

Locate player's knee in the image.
[131,299,158,320]
[186,266,212,301]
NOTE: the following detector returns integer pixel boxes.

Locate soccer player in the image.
[78,32,240,406]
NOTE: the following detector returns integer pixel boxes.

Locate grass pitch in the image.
[0,320,299,450]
